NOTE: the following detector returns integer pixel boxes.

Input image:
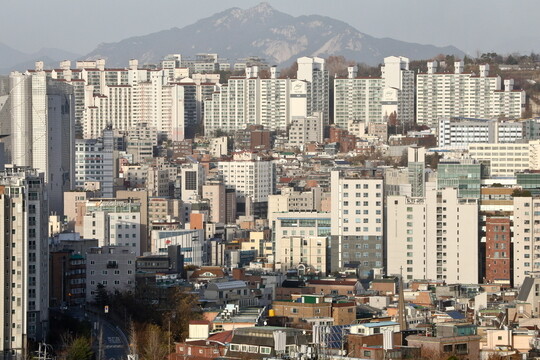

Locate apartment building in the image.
[217,153,274,217]
[75,129,116,197]
[6,71,75,214]
[387,187,479,283]
[417,61,525,128]
[85,246,136,302]
[0,167,49,358]
[333,56,414,130]
[330,169,384,276]
[287,114,324,149]
[204,57,327,135]
[297,57,329,125]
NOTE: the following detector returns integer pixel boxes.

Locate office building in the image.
[485,217,512,286]
[330,169,384,276]
[468,141,540,177]
[438,117,526,147]
[387,187,479,283]
[437,160,483,198]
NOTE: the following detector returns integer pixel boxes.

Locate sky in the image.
[2,0,539,56]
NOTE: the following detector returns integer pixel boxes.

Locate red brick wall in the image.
[485,217,511,285]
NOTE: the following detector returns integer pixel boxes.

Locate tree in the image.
[64,336,93,360]
[512,189,532,197]
[163,287,202,342]
[139,324,169,360]
[93,283,109,307]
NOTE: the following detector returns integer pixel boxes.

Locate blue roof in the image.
[360,321,399,328]
[445,311,466,320]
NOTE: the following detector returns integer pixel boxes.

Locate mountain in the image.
[0,44,81,74]
[83,2,464,67]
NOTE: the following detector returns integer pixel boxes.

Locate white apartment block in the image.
[380,56,415,127]
[438,117,525,147]
[330,169,384,276]
[468,141,540,176]
[217,155,274,204]
[417,61,525,128]
[387,188,479,283]
[82,199,142,255]
[204,57,327,135]
[287,114,324,149]
[0,167,49,358]
[512,197,540,287]
[86,246,136,302]
[297,57,329,125]
[333,56,414,130]
[334,70,382,129]
[7,71,75,215]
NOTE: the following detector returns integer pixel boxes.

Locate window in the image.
[260,347,271,354]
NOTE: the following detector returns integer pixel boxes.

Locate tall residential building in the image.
[204,57,327,136]
[333,56,414,130]
[387,187,479,283]
[0,167,49,359]
[417,61,525,128]
[7,71,75,215]
[297,57,329,125]
[380,56,415,128]
[330,169,384,277]
[333,67,382,129]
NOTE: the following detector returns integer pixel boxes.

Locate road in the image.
[64,306,130,360]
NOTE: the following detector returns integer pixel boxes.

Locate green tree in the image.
[163,287,202,342]
[64,336,93,360]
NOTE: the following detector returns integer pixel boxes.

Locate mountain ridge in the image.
[83,2,464,67]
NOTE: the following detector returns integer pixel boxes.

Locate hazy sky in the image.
[2,0,539,55]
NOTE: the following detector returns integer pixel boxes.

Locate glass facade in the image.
[437,163,482,198]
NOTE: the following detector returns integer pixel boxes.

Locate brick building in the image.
[485,217,512,286]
